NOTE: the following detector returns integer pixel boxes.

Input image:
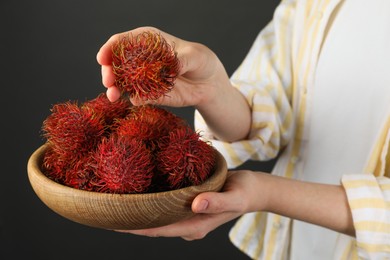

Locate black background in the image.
[1,1,280,259]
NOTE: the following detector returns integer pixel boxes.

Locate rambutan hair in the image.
[92,135,155,194]
[63,155,96,191]
[112,31,180,100]
[82,93,131,131]
[40,94,217,194]
[116,105,187,150]
[42,101,105,158]
[42,146,96,191]
[156,126,216,190]
[42,146,68,183]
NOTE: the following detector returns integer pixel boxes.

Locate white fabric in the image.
[290,0,390,259]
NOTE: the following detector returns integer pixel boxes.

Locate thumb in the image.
[191,190,242,214]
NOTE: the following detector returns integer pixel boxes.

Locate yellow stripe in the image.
[241,140,257,155]
[252,215,267,259]
[343,180,378,189]
[380,183,390,190]
[265,214,282,260]
[285,1,321,176]
[233,31,274,80]
[266,134,280,152]
[275,3,294,99]
[349,198,389,209]
[252,44,274,80]
[266,0,331,258]
[222,142,243,166]
[385,149,390,178]
[281,113,293,146]
[343,178,390,190]
[354,221,390,232]
[357,241,390,253]
[229,216,245,241]
[256,83,293,140]
[241,213,265,256]
[252,121,270,130]
[365,114,390,176]
[340,239,356,260]
[252,104,276,113]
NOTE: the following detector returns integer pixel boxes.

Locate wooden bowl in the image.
[27,144,227,230]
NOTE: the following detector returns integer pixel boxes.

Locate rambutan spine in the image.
[112,31,180,100]
[92,135,154,194]
[41,93,217,194]
[156,126,216,189]
[42,101,105,158]
[116,105,187,150]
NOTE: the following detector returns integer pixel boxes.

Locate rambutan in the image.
[82,93,131,130]
[92,136,154,194]
[116,105,187,150]
[112,31,180,100]
[42,146,68,183]
[156,126,216,190]
[42,101,105,158]
[40,94,216,194]
[63,155,97,191]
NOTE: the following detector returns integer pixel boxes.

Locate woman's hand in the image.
[116,169,356,239]
[97,27,251,142]
[96,26,230,108]
[116,170,266,240]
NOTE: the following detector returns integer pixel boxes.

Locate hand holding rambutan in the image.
[112,31,180,101]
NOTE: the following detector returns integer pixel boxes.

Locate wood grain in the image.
[27,144,227,230]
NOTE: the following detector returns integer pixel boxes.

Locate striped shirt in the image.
[194,0,390,259]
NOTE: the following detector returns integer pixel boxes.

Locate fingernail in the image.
[198,200,209,212]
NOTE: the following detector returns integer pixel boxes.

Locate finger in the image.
[192,190,244,214]
[129,91,177,107]
[115,211,238,240]
[176,44,205,76]
[115,217,199,238]
[101,65,115,88]
[106,87,121,102]
[96,33,122,65]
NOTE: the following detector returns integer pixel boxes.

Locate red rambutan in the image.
[112,31,180,100]
[116,105,187,150]
[63,155,97,191]
[40,94,211,194]
[42,101,105,158]
[156,126,216,190]
[82,93,131,130]
[92,136,154,194]
[42,146,68,183]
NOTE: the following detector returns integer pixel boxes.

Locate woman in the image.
[97,0,390,258]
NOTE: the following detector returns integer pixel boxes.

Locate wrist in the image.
[237,171,272,213]
[251,172,274,212]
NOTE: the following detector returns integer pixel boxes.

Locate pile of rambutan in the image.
[41,93,216,194]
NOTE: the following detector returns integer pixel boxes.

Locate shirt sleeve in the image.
[195,0,297,169]
[341,174,390,258]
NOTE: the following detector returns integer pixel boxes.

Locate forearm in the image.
[196,83,251,143]
[252,172,355,236]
